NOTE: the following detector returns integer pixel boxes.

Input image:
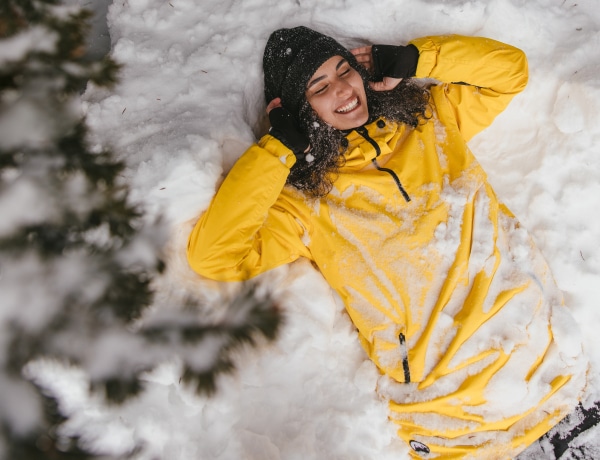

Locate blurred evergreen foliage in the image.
[0,1,280,458]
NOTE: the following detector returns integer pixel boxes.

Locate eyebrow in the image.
[306,58,348,89]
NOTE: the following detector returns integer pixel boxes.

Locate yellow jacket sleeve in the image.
[187,135,312,281]
[410,35,529,141]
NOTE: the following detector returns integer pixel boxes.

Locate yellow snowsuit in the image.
[188,35,587,458]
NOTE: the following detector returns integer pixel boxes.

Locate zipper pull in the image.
[399,332,411,383]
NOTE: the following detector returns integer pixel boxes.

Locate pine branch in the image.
[1,1,283,458]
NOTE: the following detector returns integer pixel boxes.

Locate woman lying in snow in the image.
[187,27,589,458]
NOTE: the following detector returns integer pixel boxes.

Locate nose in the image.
[333,78,353,97]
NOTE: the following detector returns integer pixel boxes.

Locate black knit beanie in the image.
[263,26,360,119]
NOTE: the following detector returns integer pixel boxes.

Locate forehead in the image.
[307,56,348,86]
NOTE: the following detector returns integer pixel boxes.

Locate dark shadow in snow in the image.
[80,0,112,61]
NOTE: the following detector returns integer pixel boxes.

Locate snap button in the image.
[377,119,386,128]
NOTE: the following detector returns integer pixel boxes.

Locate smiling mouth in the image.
[336,97,359,114]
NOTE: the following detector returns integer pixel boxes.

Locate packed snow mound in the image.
[51,0,600,457]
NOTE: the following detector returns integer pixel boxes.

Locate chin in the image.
[338,113,369,131]
[336,101,369,130]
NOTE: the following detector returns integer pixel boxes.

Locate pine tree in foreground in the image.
[0,1,280,458]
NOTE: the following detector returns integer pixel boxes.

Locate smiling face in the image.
[305,56,369,130]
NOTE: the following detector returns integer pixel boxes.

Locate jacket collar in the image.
[341,118,403,169]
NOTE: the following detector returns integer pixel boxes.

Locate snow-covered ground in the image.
[45,0,600,458]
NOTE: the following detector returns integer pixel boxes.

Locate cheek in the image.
[353,77,367,99]
[309,98,334,123]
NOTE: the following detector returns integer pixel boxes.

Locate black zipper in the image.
[355,126,410,202]
[399,332,411,383]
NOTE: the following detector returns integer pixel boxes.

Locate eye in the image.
[339,66,352,77]
[314,84,329,95]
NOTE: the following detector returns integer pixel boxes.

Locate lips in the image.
[336,97,359,114]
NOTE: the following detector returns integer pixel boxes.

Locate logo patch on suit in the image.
[409,440,431,455]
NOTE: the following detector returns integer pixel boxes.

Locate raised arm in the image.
[187,134,311,282]
[354,35,528,141]
[410,35,529,140]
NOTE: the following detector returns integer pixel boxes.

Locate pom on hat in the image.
[263,26,361,119]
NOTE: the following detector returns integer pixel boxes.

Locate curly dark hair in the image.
[287,79,430,198]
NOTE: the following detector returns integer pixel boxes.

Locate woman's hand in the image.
[351,46,375,73]
[370,76,404,92]
[352,43,419,92]
[266,98,310,159]
[266,97,283,114]
[351,46,403,92]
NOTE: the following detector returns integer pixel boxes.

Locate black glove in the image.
[371,44,419,81]
[268,106,310,160]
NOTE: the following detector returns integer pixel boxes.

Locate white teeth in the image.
[336,98,358,113]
